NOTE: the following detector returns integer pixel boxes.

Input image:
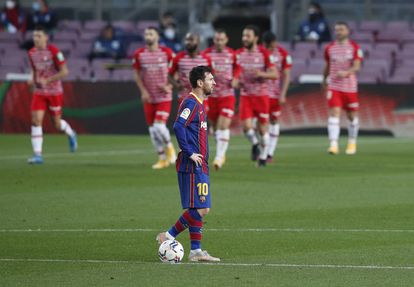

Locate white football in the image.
[158,240,184,263]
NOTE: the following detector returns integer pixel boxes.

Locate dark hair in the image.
[33,25,48,34]
[335,21,349,29]
[262,31,277,45]
[244,25,260,37]
[215,28,227,35]
[189,66,212,88]
[145,26,160,34]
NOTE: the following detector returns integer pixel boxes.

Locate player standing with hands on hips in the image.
[156,66,220,262]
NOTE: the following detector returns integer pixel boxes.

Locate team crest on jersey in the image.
[200,121,207,130]
[57,52,65,61]
[199,196,206,203]
[180,108,191,119]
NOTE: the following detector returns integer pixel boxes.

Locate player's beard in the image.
[243,41,254,50]
[145,39,155,46]
[186,45,198,54]
[204,86,213,95]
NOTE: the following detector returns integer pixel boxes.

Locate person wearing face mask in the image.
[160,23,183,53]
[26,0,57,32]
[0,0,26,33]
[296,2,331,43]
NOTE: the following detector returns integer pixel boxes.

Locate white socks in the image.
[215,129,230,160]
[60,119,75,137]
[328,117,340,147]
[149,126,166,160]
[268,123,280,157]
[245,128,259,145]
[348,118,359,144]
[31,126,43,155]
[153,122,172,145]
[259,132,269,160]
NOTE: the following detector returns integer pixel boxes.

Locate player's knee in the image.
[198,208,210,217]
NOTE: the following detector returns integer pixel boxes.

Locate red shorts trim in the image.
[327,89,359,111]
[239,95,270,124]
[144,101,172,126]
[31,93,63,116]
[269,98,282,121]
[206,96,236,122]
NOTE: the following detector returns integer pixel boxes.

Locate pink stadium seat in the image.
[53,31,78,45]
[0,32,21,43]
[113,21,136,32]
[374,43,399,53]
[306,59,324,74]
[136,21,159,33]
[351,31,374,43]
[386,73,412,83]
[84,20,107,31]
[58,20,82,32]
[127,41,145,57]
[80,31,98,41]
[359,21,384,33]
[385,21,411,33]
[400,32,414,44]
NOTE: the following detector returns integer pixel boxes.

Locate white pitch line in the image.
[1,228,414,233]
[0,258,413,270]
[1,139,411,160]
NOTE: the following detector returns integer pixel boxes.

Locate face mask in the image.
[6,1,16,9]
[32,2,41,11]
[164,28,175,40]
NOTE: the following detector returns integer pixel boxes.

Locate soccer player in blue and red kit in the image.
[156,66,220,262]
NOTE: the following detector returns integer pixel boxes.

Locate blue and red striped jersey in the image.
[174,92,209,174]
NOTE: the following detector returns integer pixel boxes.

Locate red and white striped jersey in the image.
[203,46,236,98]
[235,45,275,97]
[132,46,174,104]
[170,51,211,99]
[28,44,65,95]
[268,45,292,99]
[324,40,363,93]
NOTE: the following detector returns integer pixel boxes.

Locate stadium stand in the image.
[0,19,413,83]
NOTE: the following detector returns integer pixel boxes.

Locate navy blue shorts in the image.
[177,172,211,209]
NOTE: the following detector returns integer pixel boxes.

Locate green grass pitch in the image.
[1,134,414,286]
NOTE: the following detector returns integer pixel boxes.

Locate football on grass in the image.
[158,240,184,263]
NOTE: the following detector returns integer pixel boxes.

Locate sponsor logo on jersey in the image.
[180,108,191,119]
[57,52,65,62]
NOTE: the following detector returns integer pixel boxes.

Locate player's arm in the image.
[43,63,68,85]
[337,59,361,78]
[256,66,279,80]
[256,50,279,80]
[133,69,150,103]
[280,68,291,104]
[173,103,203,166]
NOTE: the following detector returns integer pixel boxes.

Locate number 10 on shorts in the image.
[197,183,209,196]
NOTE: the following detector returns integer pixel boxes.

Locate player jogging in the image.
[169,33,211,104]
[133,27,177,169]
[262,31,292,162]
[203,29,237,170]
[323,21,363,155]
[156,66,220,262]
[233,25,278,167]
[27,25,77,164]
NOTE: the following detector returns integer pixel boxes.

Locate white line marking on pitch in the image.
[1,228,414,233]
[0,258,413,270]
[0,139,411,160]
